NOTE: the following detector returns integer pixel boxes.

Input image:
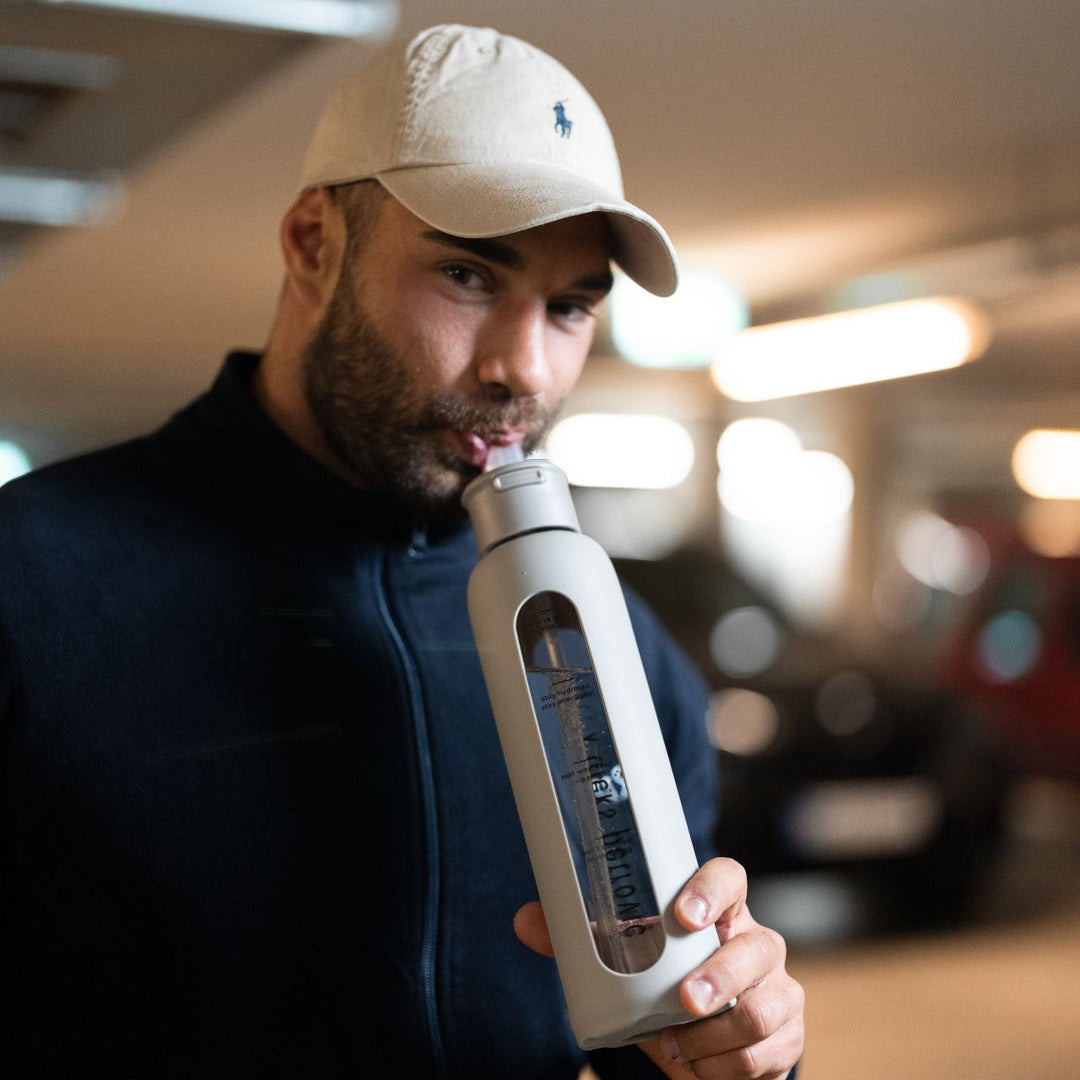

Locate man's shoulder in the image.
[2,434,157,506]
[0,434,164,551]
[0,354,239,527]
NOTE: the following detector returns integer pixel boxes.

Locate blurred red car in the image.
[941,545,1080,782]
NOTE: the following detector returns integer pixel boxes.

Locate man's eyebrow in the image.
[421,229,614,295]
[574,270,615,295]
[421,230,525,270]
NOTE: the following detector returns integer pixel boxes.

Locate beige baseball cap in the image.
[300,23,679,296]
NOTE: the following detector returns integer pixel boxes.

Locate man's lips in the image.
[451,431,524,469]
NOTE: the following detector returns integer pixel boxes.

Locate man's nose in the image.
[475,304,554,400]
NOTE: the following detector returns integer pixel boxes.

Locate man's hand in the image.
[637,857,804,1078]
[514,857,805,1079]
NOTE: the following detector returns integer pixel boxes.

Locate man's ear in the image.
[279,186,346,314]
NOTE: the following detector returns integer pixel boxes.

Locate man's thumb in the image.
[513,900,555,957]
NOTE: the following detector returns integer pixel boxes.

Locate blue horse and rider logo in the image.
[553,100,572,138]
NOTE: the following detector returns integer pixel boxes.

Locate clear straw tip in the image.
[484,443,526,471]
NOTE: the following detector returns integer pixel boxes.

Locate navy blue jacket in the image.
[0,353,718,1078]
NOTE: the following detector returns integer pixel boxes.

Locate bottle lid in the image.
[461,457,581,555]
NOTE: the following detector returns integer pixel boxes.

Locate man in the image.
[0,24,803,1079]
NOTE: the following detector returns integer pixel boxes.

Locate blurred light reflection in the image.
[895,510,990,595]
[546,413,694,489]
[707,689,780,756]
[815,670,876,736]
[711,297,991,401]
[716,417,801,474]
[1019,498,1080,557]
[0,441,31,485]
[0,166,123,227]
[976,610,1041,683]
[785,778,943,860]
[40,0,399,36]
[1012,429,1080,499]
[709,606,784,677]
[569,488,691,560]
[716,419,852,626]
[609,268,748,369]
[745,872,871,946]
[717,420,852,524]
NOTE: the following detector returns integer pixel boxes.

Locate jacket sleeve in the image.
[622,586,719,862]
[590,1044,801,1080]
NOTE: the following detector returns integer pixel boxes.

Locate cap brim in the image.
[376,161,679,297]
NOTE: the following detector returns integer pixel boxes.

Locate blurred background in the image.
[2,1,1079,1076]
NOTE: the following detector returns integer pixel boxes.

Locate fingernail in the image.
[659,1032,681,1061]
[681,894,708,926]
[686,977,715,1012]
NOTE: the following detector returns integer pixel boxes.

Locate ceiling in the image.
[1,0,1079,513]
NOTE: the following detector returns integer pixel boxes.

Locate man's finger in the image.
[680,922,787,1017]
[513,901,555,957]
[674,857,749,943]
[657,975,806,1079]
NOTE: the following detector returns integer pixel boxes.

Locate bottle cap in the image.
[461,457,581,555]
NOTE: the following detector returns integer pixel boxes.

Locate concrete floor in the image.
[778,775,1080,1079]
[791,847,1080,1078]
[781,777,1080,1080]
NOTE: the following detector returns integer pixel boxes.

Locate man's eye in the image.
[443,264,485,290]
[549,299,597,324]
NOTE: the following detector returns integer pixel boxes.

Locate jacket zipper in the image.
[372,549,446,1073]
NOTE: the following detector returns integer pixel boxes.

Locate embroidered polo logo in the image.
[553,100,572,138]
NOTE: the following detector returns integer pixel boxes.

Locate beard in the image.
[301,265,559,520]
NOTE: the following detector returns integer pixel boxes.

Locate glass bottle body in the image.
[518,590,664,974]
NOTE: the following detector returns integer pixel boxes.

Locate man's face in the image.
[301,196,613,518]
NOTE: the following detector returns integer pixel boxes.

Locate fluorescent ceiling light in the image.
[719,449,853,524]
[711,296,992,401]
[545,413,695,489]
[0,165,124,226]
[0,44,122,89]
[1012,429,1080,499]
[716,417,801,473]
[608,268,748,369]
[38,0,398,37]
[716,418,854,524]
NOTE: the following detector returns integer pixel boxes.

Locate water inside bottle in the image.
[517,591,664,974]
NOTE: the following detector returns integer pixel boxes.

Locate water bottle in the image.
[462,451,722,1050]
